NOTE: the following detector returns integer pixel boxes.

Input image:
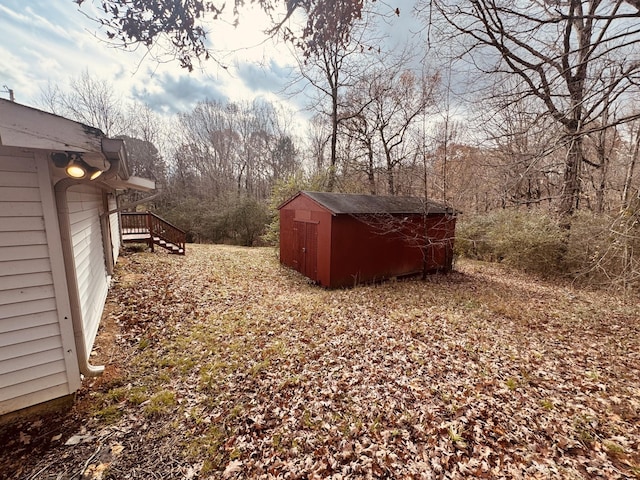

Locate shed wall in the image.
[67,184,109,358]
[329,214,418,288]
[423,214,457,272]
[329,213,456,288]
[279,195,332,286]
[0,151,79,414]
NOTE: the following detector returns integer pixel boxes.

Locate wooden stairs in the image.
[121,212,186,255]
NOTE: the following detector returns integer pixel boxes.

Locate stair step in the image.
[122,213,186,255]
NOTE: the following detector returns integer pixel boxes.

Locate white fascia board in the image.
[0,99,103,153]
[107,176,156,192]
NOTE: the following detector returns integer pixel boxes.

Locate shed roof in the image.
[291,191,454,215]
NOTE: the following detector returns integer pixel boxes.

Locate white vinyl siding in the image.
[0,153,73,414]
[67,185,109,358]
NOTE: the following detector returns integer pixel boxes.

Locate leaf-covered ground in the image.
[2,244,639,479]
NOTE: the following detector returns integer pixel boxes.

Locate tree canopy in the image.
[76,0,368,70]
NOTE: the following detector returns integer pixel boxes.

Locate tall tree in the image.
[428,0,640,218]
[294,18,374,191]
[40,70,128,137]
[370,69,439,195]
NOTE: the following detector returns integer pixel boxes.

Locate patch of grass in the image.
[540,399,554,411]
[505,377,518,391]
[186,425,228,474]
[301,409,320,430]
[158,356,176,368]
[603,440,626,456]
[143,390,177,418]
[272,433,283,449]
[586,370,600,381]
[369,415,382,435]
[448,425,467,448]
[279,375,301,389]
[105,386,128,403]
[94,405,122,424]
[572,414,596,446]
[127,387,148,405]
[199,361,232,391]
[228,404,244,420]
[249,359,270,377]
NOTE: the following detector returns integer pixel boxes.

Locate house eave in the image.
[0,98,103,153]
[107,175,156,192]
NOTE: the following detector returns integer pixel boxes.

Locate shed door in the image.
[293,221,318,281]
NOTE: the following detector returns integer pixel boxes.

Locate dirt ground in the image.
[1,245,639,479]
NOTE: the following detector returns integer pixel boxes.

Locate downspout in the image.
[53,151,121,377]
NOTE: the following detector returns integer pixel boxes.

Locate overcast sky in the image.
[0,1,424,124]
[0,1,307,113]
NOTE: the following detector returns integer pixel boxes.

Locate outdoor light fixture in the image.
[51,152,70,168]
[51,152,103,180]
[65,155,87,178]
[86,165,103,180]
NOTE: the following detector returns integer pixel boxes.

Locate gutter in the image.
[53,141,123,377]
[101,189,163,217]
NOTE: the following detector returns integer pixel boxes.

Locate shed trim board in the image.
[279,191,456,288]
[0,99,156,416]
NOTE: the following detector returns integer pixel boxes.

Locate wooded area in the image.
[54,0,640,290]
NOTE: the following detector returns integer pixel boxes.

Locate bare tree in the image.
[39,70,128,137]
[621,115,640,209]
[124,104,169,181]
[427,0,640,220]
[371,68,439,195]
[305,114,331,176]
[295,33,368,190]
[175,98,299,201]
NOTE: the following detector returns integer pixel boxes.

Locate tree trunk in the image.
[387,163,395,196]
[367,142,376,194]
[327,81,339,192]
[595,151,608,214]
[622,129,640,209]
[559,135,583,219]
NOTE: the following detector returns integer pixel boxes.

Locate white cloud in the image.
[23,5,74,41]
[0,0,301,121]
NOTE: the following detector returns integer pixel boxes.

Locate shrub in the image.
[156,195,269,246]
[565,209,640,291]
[455,208,640,290]
[456,210,565,277]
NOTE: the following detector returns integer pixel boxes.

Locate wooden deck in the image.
[121,213,186,255]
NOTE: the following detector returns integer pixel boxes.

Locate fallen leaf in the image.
[223,459,242,478]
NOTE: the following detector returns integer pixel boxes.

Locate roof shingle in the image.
[300,191,454,215]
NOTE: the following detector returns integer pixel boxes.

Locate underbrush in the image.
[455,209,640,291]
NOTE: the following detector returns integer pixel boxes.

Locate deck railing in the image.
[121,212,186,254]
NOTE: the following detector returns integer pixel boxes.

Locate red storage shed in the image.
[278,191,457,288]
